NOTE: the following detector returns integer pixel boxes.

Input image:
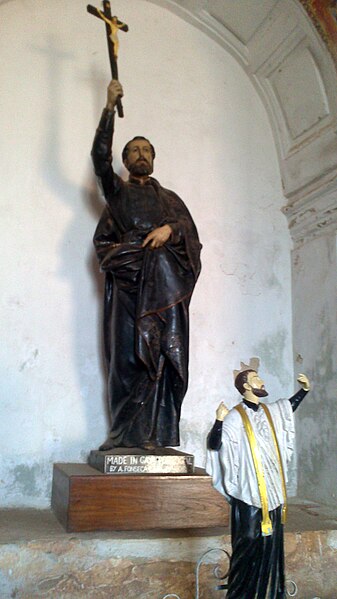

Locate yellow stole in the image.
[235,403,287,536]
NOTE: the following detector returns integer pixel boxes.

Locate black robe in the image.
[92,109,202,448]
[207,389,307,598]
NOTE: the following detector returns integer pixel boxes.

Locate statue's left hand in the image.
[142,225,172,249]
[297,373,310,391]
[216,402,229,421]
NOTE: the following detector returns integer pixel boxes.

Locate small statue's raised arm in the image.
[297,373,310,391]
[216,401,229,421]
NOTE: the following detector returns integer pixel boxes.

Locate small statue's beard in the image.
[128,160,153,176]
[252,387,269,398]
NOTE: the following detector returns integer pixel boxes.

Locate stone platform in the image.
[0,500,336,598]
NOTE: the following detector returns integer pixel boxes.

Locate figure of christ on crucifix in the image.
[87,1,128,116]
[91,80,202,450]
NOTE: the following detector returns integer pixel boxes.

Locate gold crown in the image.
[233,357,260,380]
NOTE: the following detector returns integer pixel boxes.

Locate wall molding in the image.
[148,0,337,242]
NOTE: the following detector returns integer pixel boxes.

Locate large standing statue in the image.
[92,80,202,451]
[207,359,310,598]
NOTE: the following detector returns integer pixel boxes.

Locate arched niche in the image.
[0,0,335,506]
[145,0,337,505]
[148,0,337,245]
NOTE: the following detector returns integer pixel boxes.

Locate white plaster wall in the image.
[292,231,337,505]
[0,0,293,507]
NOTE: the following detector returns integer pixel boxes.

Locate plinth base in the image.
[51,463,229,532]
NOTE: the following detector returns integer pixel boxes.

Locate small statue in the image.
[92,80,202,451]
[207,358,310,598]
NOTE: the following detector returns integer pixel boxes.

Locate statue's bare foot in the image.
[142,442,157,451]
[98,437,115,451]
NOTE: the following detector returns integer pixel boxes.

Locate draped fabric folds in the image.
[206,399,296,598]
[228,500,285,598]
[93,175,201,448]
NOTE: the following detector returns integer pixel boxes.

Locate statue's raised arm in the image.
[91,79,123,198]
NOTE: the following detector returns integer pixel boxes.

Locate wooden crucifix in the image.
[87,1,128,117]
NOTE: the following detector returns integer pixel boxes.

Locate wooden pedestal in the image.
[51,463,229,532]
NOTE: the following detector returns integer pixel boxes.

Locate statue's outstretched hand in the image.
[297,373,310,391]
[106,79,123,111]
[142,225,172,249]
[216,402,229,421]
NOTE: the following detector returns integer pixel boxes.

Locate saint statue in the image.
[207,359,310,598]
[92,80,202,451]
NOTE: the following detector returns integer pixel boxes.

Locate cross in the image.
[87,1,128,117]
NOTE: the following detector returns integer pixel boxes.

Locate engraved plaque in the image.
[89,448,195,475]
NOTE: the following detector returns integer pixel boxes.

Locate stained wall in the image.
[0,0,293,507]
[292,230,337,505]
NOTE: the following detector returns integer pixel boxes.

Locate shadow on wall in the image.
[35,35,111,457]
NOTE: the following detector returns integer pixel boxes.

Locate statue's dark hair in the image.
[122,136,156,162]
[234,369,256,395]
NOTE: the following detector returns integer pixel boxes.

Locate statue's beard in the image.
[128,159,153,176]
[252,387,269,398]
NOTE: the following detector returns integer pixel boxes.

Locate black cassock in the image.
[92,109,201,448]
[207,390,307,599]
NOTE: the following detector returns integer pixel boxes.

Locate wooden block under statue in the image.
[51,448,229,532]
